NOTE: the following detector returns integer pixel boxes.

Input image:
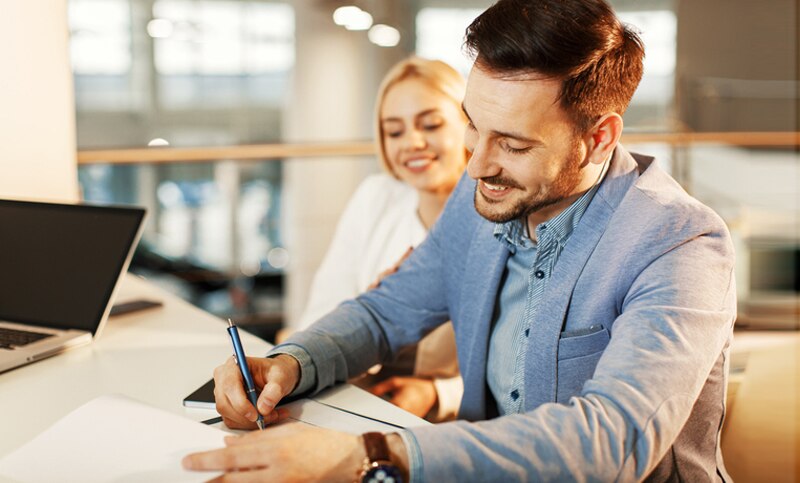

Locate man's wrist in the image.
[267,344,317,396]
[275,353,300,373]
[272,354,301,391]
[356,432,409,483]
[385,433,410,482]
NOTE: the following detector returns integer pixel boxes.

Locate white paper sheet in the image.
[312,384,432,429]
[0,395,226,483]
[282,398,400,434]
[0,390,427,482]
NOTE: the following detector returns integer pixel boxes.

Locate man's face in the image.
[463,66,590,224]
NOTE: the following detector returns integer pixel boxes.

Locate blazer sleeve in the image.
[407,210,736,481]
[280,174,473,394]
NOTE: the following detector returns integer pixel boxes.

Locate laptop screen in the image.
[0,200,146,335]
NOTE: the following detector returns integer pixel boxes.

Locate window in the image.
[152,0,294,75]
[68,0,132,75]
[415,8,483,76]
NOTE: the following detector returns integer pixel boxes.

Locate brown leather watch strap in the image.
[362,432,391,463]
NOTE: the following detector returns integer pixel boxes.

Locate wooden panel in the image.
[76,132,800,166]
[723,334,800,482]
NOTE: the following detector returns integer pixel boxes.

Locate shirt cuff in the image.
[266,343,317,397]
[432,375,463,421]
[398,430,424,483]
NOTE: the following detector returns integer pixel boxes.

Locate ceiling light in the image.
[368,24,400,47]
[333,6,362,26]
[146,19,174,39]
[267,247,290,269]
[333,6,373,31]
[147,138,170,147]
[344,11,373,31]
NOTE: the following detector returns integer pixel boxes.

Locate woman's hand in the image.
[367,247,414,290]
[369,376,438,418]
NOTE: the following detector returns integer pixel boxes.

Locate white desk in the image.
[0,274,425,459]
[0,274,261,457]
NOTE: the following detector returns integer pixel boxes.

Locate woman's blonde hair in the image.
[374,56,467,177]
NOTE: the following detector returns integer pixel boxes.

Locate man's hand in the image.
[369,376,437,418]
[183,422,364,481]
[213,354,300,429]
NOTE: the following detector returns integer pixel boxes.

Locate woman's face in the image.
[380,78,467,195]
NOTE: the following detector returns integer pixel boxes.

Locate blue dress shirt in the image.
[488,181,600,416]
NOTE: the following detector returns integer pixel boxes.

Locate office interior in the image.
[1,0,797,481]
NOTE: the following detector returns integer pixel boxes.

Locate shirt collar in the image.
[493,152,612,252]
[493,218,530,253]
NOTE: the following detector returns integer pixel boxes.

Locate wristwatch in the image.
[358,432,404,483]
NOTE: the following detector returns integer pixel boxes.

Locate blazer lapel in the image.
[524,147,640,409]
[457,217,509,421]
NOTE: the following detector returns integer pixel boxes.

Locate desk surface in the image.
[7,274,795,479]
[724,330,800,482]
[0,274,275,457]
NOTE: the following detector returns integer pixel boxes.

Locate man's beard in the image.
[473,145,584,224]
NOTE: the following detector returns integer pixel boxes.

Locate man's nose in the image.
[466,144,496,180]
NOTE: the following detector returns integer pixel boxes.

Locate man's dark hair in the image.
[465,0,645,132]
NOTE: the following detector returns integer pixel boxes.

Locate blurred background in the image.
[66,0,799,340]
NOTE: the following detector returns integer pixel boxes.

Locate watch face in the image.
[362,463,404,483]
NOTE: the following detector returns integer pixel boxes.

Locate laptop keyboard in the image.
[0,327,54,350]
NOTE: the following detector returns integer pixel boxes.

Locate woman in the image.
[295,57,468,421]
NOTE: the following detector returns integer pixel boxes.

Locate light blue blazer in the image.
[283,146,736,482]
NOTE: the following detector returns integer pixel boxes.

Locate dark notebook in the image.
[183,379,215,409]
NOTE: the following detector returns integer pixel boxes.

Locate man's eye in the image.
[386,131,403,138]
[501,141,531,154]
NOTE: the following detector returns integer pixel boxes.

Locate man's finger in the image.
[221,378,259,422]
[257,382,284,415]
[256,362,296,414]
[223,410,288,445]
[219,393,258,429]
[215,359,262,423]
[221,416,255,430]
[182,444,266,471]
[215,388,257,429]
[208,470,270,483]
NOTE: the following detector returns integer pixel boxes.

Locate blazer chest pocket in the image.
[556,325,610,403]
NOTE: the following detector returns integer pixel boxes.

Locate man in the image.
[183,0,736,480]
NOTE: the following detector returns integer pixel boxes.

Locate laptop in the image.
[0,198,146,373]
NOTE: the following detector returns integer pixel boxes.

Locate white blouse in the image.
[297,174,427,327]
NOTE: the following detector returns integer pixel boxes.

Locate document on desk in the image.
[0,395,226,483]
[282,398,403,434]
[0,392,426,482]
[312,384,431,429]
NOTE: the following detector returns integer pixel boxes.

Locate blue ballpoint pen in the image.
[226,318,265,430]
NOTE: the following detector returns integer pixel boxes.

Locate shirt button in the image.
[510,389,520,401]
[524,328,530,337]
[535,270,545,279]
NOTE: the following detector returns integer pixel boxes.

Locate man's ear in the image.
[584,113,623,166]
